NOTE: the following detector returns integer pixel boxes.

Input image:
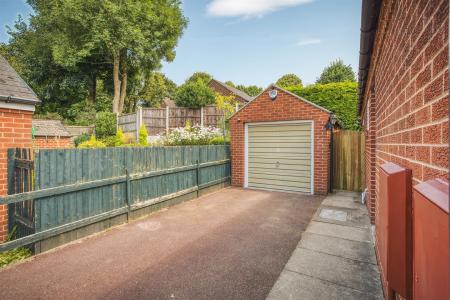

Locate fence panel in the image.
[333,130,365,192]
[120,106,226,138]
[142,108,165,136]
[1,146,230,251]
[118,113,137,134]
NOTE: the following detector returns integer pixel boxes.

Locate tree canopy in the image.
[316,59,356,84]
[236,84,262,97]
[186,72,213,85]
[137,72,177,108]
[27,0,187,114]
[276,74,303,88]
[174,80,216,108]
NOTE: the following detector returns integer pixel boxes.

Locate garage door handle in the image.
[276,161,280,167]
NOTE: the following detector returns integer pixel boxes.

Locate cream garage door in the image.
[246,122,312,193]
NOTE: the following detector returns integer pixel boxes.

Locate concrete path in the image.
[267,191,384,300]
[0,187,323,300]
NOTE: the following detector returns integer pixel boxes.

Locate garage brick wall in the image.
[33,136,73,149]
[229,87,330,195]
[0,108,33,242]
[361,0,449,222]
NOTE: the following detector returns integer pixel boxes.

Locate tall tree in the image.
[236,84,263,97]
[186,72,212,85]
[137,72,177,108]
[29,0,188,114]
[316,59,356,84]
[276,74,303,88]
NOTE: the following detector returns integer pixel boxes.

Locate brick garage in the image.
[32,119,73,149]
[229,85,331,195]
[359,0,448,221]
[0,55,39,242]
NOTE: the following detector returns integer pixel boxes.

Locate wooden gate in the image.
[332,130,365,192]
[7,149,35,240]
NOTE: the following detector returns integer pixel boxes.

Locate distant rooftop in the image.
[32,119,72,137]
[209,79,253,102]
[0,55,40,104]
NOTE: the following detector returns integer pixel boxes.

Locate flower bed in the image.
[154,125,228,146]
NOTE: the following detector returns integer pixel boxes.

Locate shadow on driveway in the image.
[0,187,323,300]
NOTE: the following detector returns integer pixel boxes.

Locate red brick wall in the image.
[208,80,248,105]
[229,87,330,195]
[0,108,33,242]
[361,0,448,218]
[33,136,73,149]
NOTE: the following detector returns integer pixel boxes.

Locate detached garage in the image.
[229,84,331,195]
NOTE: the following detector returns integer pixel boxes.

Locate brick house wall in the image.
[33,136,73,149]
[0,108,33,242]
[229,86,330,195]
[360,0,448,223]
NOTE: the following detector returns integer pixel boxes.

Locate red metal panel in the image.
[378,162,412,300]
[413,178,449,300]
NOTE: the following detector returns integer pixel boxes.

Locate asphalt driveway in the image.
[0,187,323,300]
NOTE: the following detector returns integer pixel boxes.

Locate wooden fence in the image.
[118,105,225,138]
[332,130,365,192]
[1,146,230,252]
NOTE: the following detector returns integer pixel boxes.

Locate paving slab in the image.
[322,196,363,209]
[306,221,372,242]
[285,248,382,295]
[313,205,371,229]
[267,270,382,300]
[299,232,377,264]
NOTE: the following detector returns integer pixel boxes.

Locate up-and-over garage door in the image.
[246,122,313,194]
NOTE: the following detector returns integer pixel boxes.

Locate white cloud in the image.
[206,0,313,18]
[296,38,321,46]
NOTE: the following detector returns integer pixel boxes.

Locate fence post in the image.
[200,107,204,127]
[196,159,200,196]
[125,168,131,221]
[136,107,143,141]
[165,107,170,134]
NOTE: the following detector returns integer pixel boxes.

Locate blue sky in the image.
[0,0,361,87]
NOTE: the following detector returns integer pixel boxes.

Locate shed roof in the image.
[0,55,40,105]
[32,119,72,137]
[209,79,254,102]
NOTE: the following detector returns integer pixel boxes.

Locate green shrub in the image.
[174,80,216,108]
[116,128,126,144]
[78,135,106,148]
[0,247,32,268]
[209,136,230,145]
[287,82,360,130]
[139,125,148,146]
[95,112,116,138]
[100,129,126,147]
[74,133,90,147]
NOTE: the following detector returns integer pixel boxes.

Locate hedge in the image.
[287,82,360,130]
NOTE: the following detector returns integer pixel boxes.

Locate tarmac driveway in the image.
[0,187,323,300]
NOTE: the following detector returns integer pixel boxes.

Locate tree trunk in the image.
[87,73,97,103]
[112,51,121,114]
[119,67,127,114]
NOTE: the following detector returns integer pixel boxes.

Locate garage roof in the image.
[32,119,72,137]
[229,84,331,119]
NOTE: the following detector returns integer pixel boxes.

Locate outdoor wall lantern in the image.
[268,89,278,100]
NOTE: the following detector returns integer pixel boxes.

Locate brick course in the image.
[360,0,448,220]
[0,108,33,242]
[229,87,330,195]
[33,136,73,149]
